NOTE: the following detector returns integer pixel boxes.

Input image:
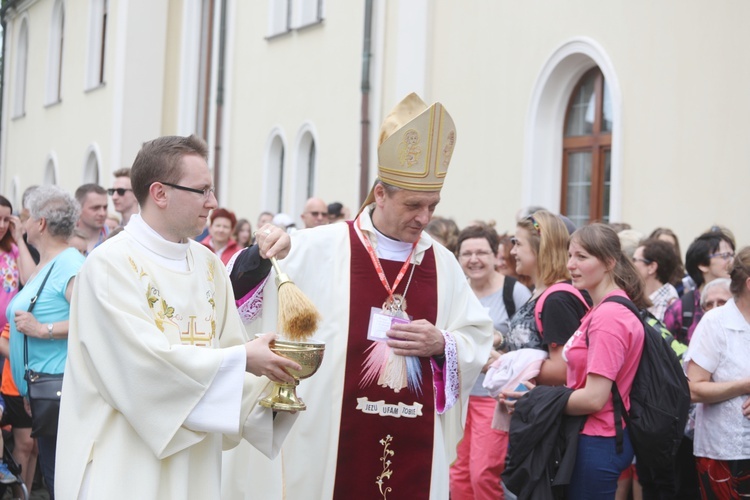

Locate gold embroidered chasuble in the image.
[57,226,292,500]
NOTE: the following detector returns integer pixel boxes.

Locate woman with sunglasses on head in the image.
[685,247,750,499]
[563,223,650,498]
[502,210,590,387]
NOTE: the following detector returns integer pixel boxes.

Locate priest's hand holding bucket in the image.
[245,332,300,384]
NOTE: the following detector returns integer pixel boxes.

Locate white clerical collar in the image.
[372,226,413,261]
[124,214,191,271]
[355,205,434,263]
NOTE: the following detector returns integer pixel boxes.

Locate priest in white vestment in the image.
[222,94,493,499]
[57,135,300,500]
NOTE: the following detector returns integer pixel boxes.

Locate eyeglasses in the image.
[159,181,215,199]
[702,299,727,311]
[307,211,328,218]
[632,257,652,265]
[459,250,494,259]
[107,188,133,196]
[709,252,734,261]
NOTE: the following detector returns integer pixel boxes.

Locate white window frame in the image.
[523,36,623,222]
[85,0,108,90]
[267,0,291,38]
[291,0,324,29]
[45,0,65,105]
[12,16,29,118]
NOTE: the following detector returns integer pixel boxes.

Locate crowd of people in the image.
[424,212,747,499]
[0,92,745,500]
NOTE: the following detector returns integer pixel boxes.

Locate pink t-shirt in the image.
[563,289,644,436]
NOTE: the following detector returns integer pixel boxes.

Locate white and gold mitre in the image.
[376,92,456,191]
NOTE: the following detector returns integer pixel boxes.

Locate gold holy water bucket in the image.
[257,336,325,412]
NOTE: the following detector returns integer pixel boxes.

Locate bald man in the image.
[300,197,329,229]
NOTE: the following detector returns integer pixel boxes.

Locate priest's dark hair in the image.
[131,135,208,205]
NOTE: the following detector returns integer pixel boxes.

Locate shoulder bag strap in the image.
[23,263,56,375]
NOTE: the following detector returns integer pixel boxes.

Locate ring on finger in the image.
[263,228,272,235]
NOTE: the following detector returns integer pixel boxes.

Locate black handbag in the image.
[23,263,63,438]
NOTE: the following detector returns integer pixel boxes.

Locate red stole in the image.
[332,222,437,499]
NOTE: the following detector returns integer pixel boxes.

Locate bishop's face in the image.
[371,184,440,244]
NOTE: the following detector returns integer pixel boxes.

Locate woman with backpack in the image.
[501,210,590,385]
[563,223,649,498]
[685,246,750,499]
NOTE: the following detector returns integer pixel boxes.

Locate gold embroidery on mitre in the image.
[376,95,456,191]
[442,130,455,167]
[376,435,395,499]
[397,129,421,167]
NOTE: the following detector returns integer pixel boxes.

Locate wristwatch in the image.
[47,323,54,340]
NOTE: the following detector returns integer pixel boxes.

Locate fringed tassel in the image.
[361,342,422,394]
[405,355,423,396]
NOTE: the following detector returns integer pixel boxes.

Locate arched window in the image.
[561,67,612,227]
[264,132,286,213]
[46,0,65,104]
[13,18,29,117]
[307,140,316,197]
[83,147,101,184]
[86,0,108,89]
[44,159,58,185]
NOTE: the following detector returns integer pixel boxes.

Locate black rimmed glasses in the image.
[159,181,215,199]
[107,188,133,196]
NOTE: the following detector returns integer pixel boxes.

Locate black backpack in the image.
[591,296,690,469]
[679,289,696,338]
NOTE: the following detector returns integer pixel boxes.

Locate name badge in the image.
[367,307,410,342]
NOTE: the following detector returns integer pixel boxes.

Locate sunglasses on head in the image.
[107,188,132,196]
